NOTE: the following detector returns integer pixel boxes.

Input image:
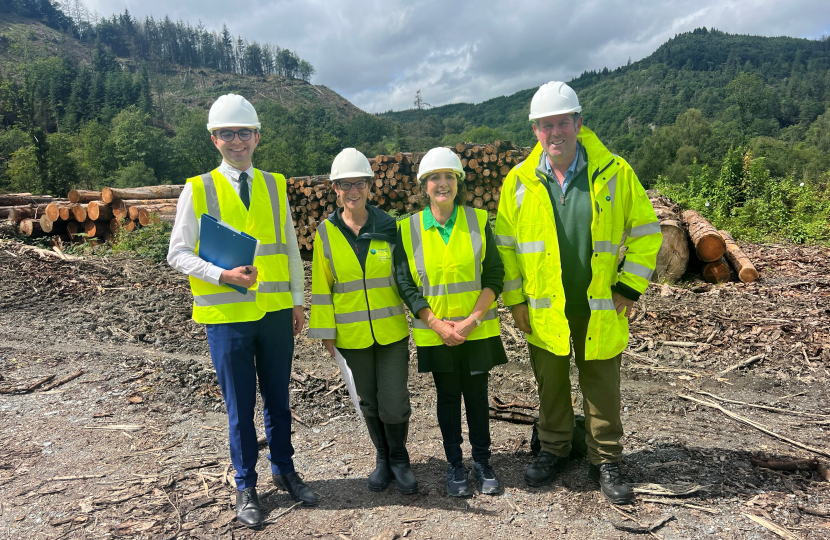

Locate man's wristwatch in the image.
[472,314,482,327]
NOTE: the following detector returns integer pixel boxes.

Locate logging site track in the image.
[0,240,829,540]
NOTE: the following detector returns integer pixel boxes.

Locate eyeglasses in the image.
[335,180,368,191]
[215,129,257,142]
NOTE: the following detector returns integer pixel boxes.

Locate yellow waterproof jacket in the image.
[400,206,500,346]
[495,127,661,359]
[187,168,293,324]
[308,219,408,349]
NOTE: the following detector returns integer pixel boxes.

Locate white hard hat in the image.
[330,148,373,181]
[528,81,582,121]
[206,93,261,132]
[417,147,465,183]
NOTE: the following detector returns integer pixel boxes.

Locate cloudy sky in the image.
[81,0,830,113]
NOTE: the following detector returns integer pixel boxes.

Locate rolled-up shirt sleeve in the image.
[166,183,224,285]
[393,226,431,319]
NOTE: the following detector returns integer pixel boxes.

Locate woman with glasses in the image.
[308,148,417,495]
[394,147,507,497]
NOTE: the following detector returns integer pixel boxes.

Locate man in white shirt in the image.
[167,94,316,528]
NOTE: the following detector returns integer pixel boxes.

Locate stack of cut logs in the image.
[650,194,759,284]
[1,141,758,285]
[289,141,531,250]
[0,187,182,242]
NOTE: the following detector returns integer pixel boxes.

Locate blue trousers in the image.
[206,308,295,490]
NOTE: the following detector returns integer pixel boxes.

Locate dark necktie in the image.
[238,172,250,210]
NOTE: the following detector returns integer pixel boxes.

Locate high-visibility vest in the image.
[400,205,500,347]
[187,168,293,324]
[495,126,662,360]
[307,220,408,348]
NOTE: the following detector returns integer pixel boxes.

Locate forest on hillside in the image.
[0,2,828,244]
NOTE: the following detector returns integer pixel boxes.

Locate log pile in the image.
[289,141,531,250]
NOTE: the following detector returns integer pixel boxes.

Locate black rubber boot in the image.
[383,421,418,495]
[364,416,392,492]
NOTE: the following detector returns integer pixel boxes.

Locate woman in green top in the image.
[394,147,507,497]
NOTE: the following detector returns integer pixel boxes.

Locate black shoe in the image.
[446,463,471,497]
[364,416,392,492]
[383,422,418,494]
[589,462,633,505]
[472,460,503,495]
[272,471,319,506]
[524,450,569,487]
[235,487,262,528]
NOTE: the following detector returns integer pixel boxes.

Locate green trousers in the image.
[528,316,623,465]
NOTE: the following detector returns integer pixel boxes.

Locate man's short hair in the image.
[532,112,581,127]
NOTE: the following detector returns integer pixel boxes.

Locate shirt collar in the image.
[423,204,458,230]
[543,142,581,177]
[218,161,254,183]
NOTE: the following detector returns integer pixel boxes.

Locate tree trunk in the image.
[59,205,75,221]
[6,204,49,223]
[702,258,731,284]
[72,204,88,222]
[137,205,177,226]
[0,194,54,206]
[18,219,44,238]
[718,230,759,283]
[87,201,114,221]
[682,210,725,262]
[650,196,689,283]
[83,220,109,238]
[40,215,67,235]
[67,190,101,203]
[114,198,178,220]
[45,202,73,222]
[101,185,185,204]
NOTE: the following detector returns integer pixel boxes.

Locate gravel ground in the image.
[0,238,828,539]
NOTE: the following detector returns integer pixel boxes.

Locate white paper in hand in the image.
[333,348,363,419]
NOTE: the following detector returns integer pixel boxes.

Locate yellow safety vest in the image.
[495,126,662,360]
[308,219,408,348]
[400,205,500,347]
[188,168,293,324]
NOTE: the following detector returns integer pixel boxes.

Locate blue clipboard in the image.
[198,214,258,294]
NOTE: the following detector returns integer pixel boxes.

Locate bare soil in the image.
[0,239,828,539]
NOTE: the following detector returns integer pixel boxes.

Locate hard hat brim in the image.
[528,106,582,121]
[331,171,374,181]
[206,122,262,132]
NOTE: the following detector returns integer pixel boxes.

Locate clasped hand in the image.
[430,318,466,347]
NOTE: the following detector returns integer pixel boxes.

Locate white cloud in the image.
[80,0,830,113]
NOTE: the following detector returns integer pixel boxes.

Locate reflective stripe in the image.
[311,294,333,305]
[517,240,545,254]
[308,328,336,339]
[409,214,429,289]
[261,171,287,252]
[623,260,654,280]
[606,174,617,212]
[526,296,552,309]
[503,276,523,292]
[495,234,516,247]
[258,242,288,256]
[332,279,364,294]
[413,307,498,329]
[334,304,405,325]
[317,223,337,281]
[257,281,291,293]
[364,276,395,290]
[418,280,479,296]
[516,181,526,211]
[627,221,661,238]
[593,241,620,253]
[589,298,615,311]
[201,173,221,220]
[194,290,256,307]
[463,206,483,290]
